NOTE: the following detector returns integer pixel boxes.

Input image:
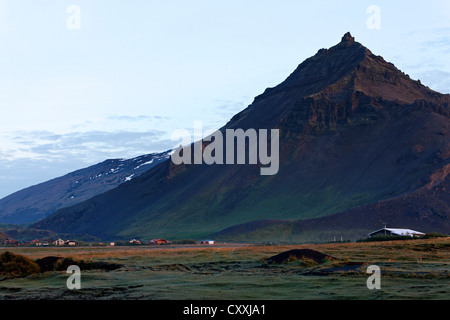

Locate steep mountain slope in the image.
[33,33,450,241]
[0,151,171,224]
[214,164,450,243]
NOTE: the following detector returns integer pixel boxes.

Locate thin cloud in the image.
[0,129,174,164]
[416,69,450,94]
[106,114,172,122]
[421,37,450,54]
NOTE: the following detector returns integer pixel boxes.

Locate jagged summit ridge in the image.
[228,32,449,131]
[341,31,355,44]
[244,32,372,106]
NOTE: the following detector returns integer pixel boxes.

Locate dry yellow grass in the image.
[2,237,449,264]
[0,238,449,300]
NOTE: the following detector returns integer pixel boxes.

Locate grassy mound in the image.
[0,251,40,278]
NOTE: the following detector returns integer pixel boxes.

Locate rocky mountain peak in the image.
[341,32,355,45]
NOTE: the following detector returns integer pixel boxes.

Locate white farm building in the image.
[368,228,425,238]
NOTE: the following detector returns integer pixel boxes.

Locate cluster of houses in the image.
[127,238,169,245]
[1,227,436,247]
[2,227,442,247]
[3,237,217,247]
[126,239,216,245]
[3,238,78,247]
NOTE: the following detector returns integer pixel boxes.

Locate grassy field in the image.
[0,238,449,300]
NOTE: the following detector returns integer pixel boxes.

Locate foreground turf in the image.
[0,238,449,300]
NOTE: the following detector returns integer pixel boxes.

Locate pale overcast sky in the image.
[0,0,449,198]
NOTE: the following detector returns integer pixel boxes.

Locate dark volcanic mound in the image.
[35,256,122,272]
[267,249,335,264]
[35,256,64,272]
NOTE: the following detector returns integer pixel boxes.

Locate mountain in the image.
[33,33,450,242]
[0,151,171,224]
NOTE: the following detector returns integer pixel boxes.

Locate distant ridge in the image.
[0,151,171,224]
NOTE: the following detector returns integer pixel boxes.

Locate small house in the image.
[65,240,78,246]
[200,240,215,245]
[53,238,65,246]
[4,239,18,245]
[129,239,142,245]
[31,239,42,246]
[368,228,425,238]
[150,239,168,245]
